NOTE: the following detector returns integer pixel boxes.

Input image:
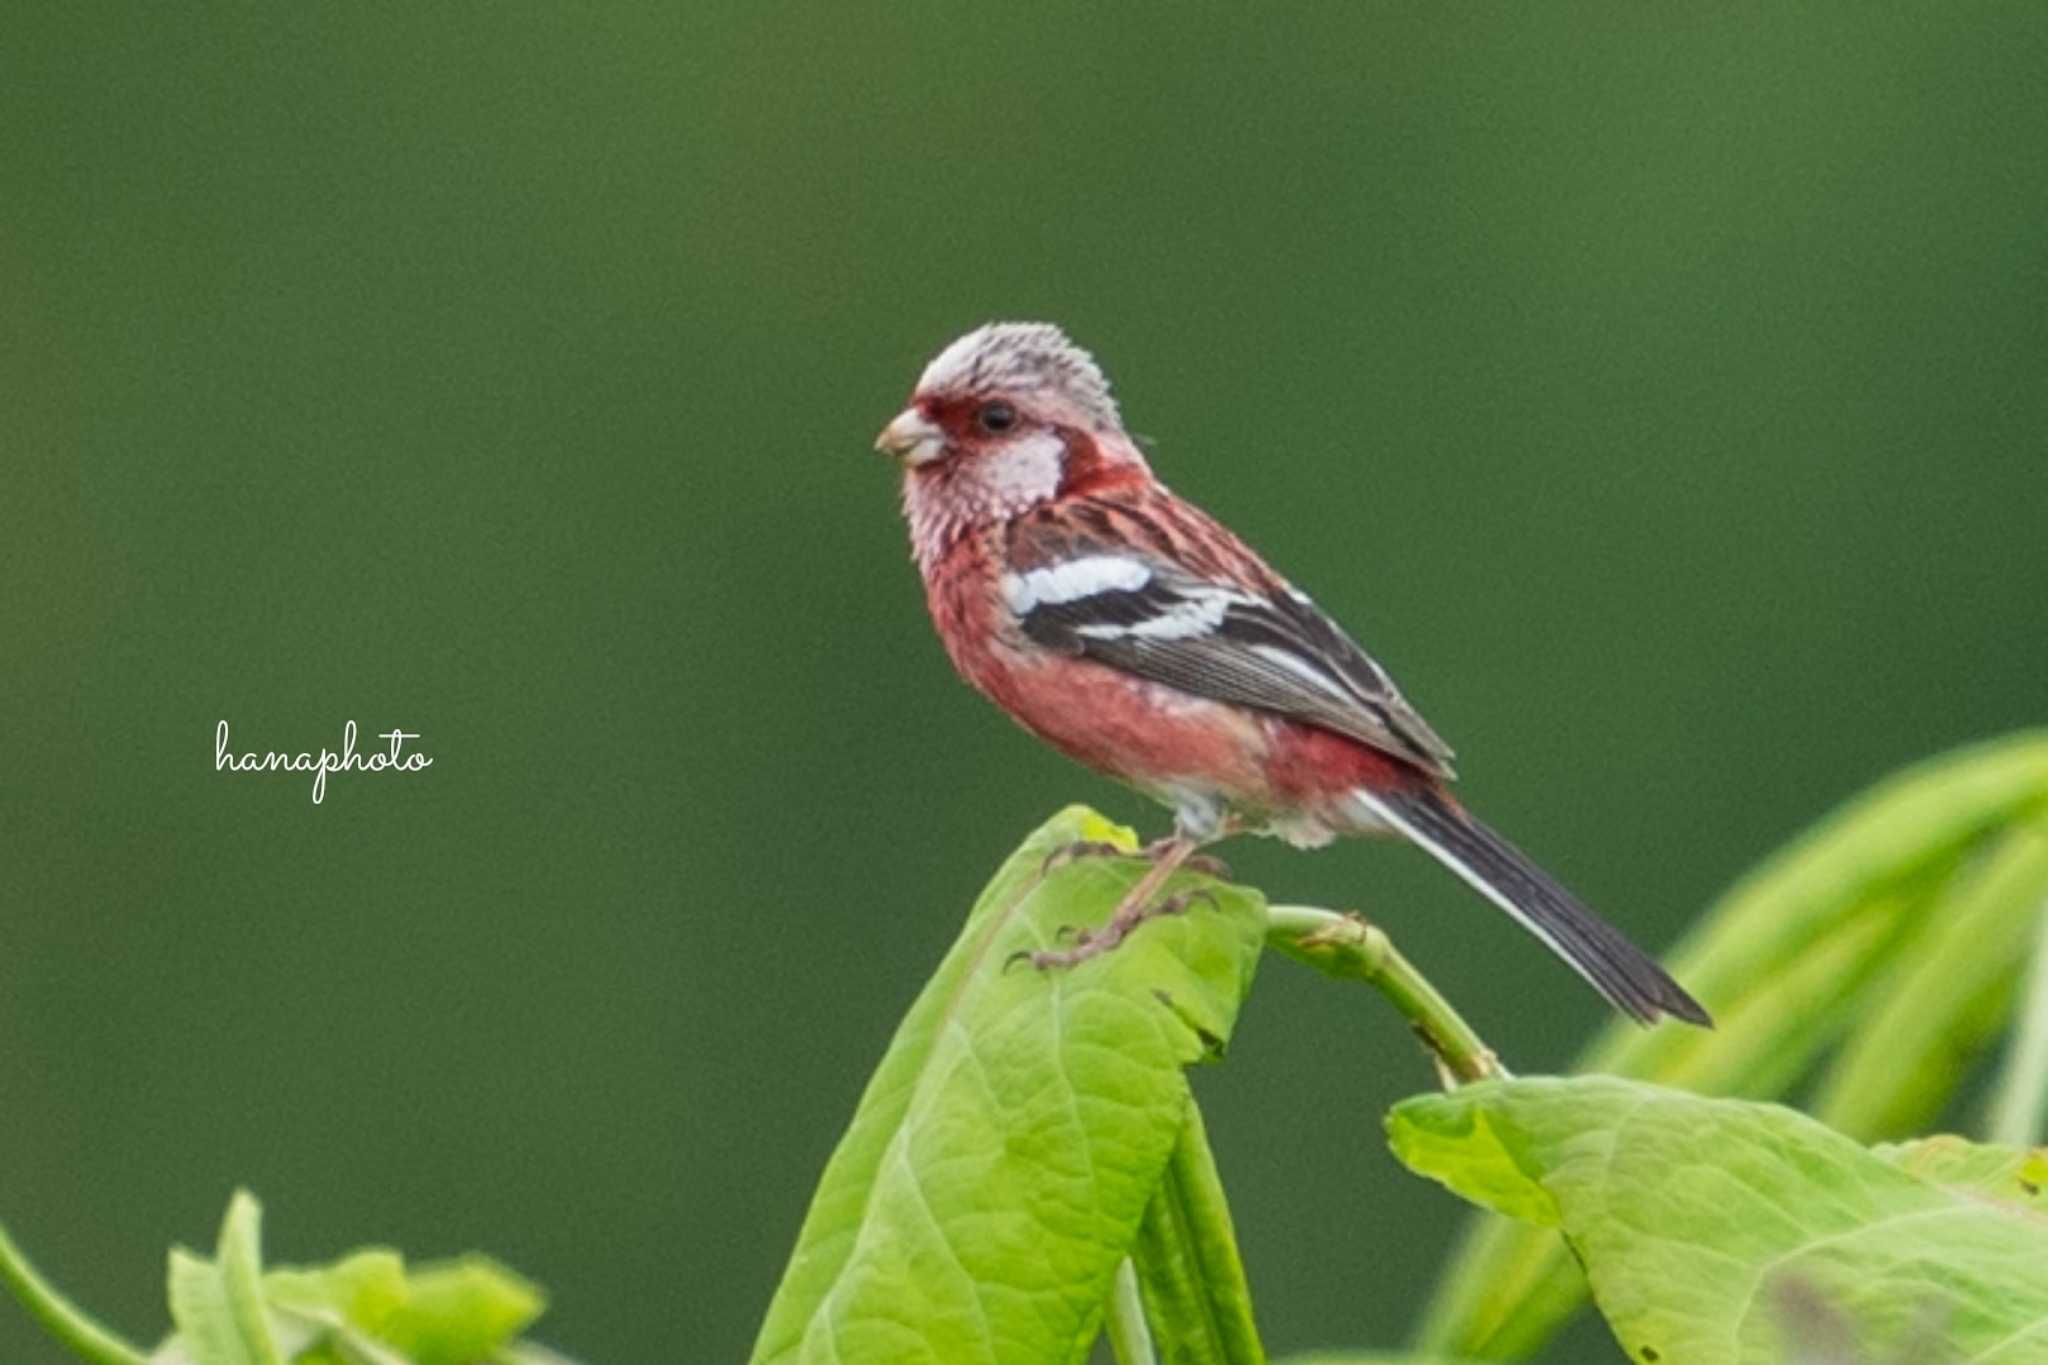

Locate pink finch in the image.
[876,321,1708,1027]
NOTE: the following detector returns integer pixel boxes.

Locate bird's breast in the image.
[918,533,1418,846]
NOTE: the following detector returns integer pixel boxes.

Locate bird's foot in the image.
[1023,887,1221,970]
[1038,839,1128,877]
[1039,838,1226,880]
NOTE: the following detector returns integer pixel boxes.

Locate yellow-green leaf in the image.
[373,1257,544,1365]
[164,1193,283,1365]
[749,806,1266,1365]
[1393,1077,2048,1364]
[1414,732,2048,1359]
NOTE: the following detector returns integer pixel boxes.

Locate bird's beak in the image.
[874,407,948,466]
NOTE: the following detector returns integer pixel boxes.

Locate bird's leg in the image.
[1140,836,1230,881]
[1030,835,1205,969]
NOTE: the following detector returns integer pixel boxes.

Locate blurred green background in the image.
[3,4,2044,1361]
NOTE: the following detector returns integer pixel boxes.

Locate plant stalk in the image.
[1125,1097,1264,1363]
[0,1221,148,1365]
[1105,1258,1157,1365]
[1266,904,1508,1088]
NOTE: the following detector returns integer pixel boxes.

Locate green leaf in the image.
[1129,1097,1263,1365]
[373,1258,544,1365]
[1586,732,2048,1106]
[1872,1134,2048,1215]
[262,1251,408,1338]
[1414,731,2048,1358]
[165,1192,284,1365]
[1391,1077,2048,1364]
[489,1344,587,1365]
[257,1311,410,1365]
[749,806,1267,1365]
[154,1202,549,1365]
[1812,822,2048,1136]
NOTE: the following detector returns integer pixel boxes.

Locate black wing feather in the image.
[1015,557,1457,778]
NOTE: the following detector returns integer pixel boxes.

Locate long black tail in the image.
[1357,785,1711,1027]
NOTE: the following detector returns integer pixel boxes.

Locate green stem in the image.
[1105,1258,1157,1365]
[0,1221,148,1365]
[1127,1097,1263,1364]
[1988,895,2048,1146]
[1266,904,1508,1088]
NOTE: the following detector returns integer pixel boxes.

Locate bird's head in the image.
[877,323,1149,568]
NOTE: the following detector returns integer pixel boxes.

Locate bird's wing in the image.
[1002,516,1457,779]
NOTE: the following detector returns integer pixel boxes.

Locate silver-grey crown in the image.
[916,322,1122,431]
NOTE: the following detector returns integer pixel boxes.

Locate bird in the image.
[873,321,1709,1027]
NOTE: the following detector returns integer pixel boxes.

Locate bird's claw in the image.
[1151,888,1220,918]
[1146,888,1220,916]
[1026,938,1114,971]
[1024,888,1217,972]
[1039,839,1127,877]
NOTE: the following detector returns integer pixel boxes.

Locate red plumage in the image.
[876,322,1708,1026]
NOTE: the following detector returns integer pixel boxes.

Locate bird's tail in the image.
[1353,784,1711,1027]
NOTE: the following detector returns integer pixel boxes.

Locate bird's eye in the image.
[976,401,1018,434]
